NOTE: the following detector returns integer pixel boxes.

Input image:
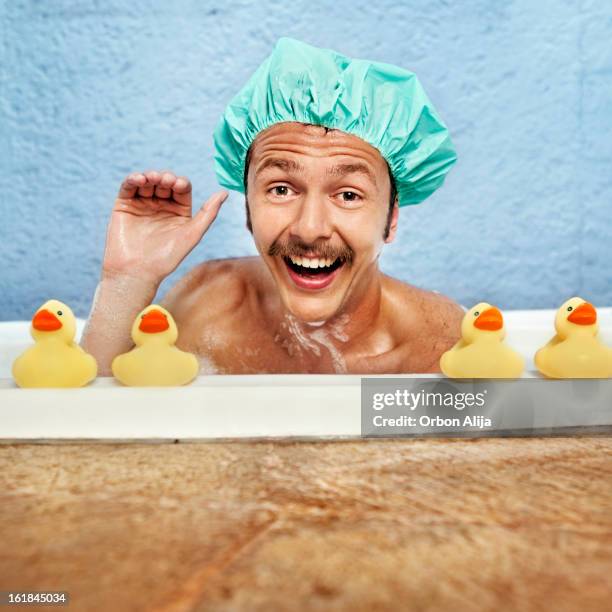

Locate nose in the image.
[290,191,333,244]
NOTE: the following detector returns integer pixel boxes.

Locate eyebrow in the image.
[255,157,377,185]
[326,162,377,186]
[255,157,305,176]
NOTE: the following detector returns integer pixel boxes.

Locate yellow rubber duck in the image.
[12,299,97,388]
[440,302,525,378]
[112,305,199,386]
[535,297,612,378]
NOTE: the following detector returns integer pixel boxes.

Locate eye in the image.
[567,306,573,312]
[474,311,480,317]
[269,185,292,197]
[341,191,360,202]
[57,310,63,316]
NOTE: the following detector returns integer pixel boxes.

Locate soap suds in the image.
[80,276,160,374]
[197,354,219,375]
[82,277,150,347]
[310,313,350,373]
[310,328,347,373]
[275,314,321,358]
[194,328,225,374]
[274,312,350,373]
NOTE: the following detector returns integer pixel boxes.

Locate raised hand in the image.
[103,170,228,283]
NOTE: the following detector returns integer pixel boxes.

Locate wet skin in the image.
[161,124,463,373]
[82,122,463,374]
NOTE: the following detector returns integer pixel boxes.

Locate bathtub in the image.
[1,308,611,440]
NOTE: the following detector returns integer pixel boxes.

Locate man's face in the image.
[246,122,398,323]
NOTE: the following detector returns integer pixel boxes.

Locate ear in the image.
[384,201,399,244]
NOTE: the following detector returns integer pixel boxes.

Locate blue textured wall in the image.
[1,0,611,320]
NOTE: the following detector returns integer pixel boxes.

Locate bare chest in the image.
[178,316,438,375]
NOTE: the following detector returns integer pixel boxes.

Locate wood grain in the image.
[1,438,611,611]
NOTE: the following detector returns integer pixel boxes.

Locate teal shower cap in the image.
[213,37,457,207]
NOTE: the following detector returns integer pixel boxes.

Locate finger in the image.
[155,185,172,199]
[144,170,162,185]
[187,191,229,242]
[159,171,177,188]
[118,173,145,199]
[155,172,176,198]
[138,170,161,198]
[172,176,192,206]
[138,184,155,198]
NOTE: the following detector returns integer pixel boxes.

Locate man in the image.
[82,38,464,374]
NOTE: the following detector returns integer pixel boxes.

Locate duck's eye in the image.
[57,311,63,316]
[474,311,480,317]
[567,306,573,312]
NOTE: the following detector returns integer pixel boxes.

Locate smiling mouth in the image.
[282,256,345,290]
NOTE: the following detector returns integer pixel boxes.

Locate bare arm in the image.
[80,273,159,375]
[81,170,227,374]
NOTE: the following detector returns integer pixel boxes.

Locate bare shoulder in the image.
[161,256,259,326]
[382,275,464,370]
[383,274,464,331]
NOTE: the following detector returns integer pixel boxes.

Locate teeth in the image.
[289,256,337,268]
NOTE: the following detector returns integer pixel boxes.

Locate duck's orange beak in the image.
[474,307,503,331]
[32,309,62,331]
[567,302,597,326]
[139,309,169,333]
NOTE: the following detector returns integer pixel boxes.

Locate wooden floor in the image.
[1,438,611,611]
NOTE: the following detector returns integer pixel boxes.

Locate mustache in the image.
[268,238,354,265]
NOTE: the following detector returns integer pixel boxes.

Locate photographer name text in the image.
[372,414,492,429]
